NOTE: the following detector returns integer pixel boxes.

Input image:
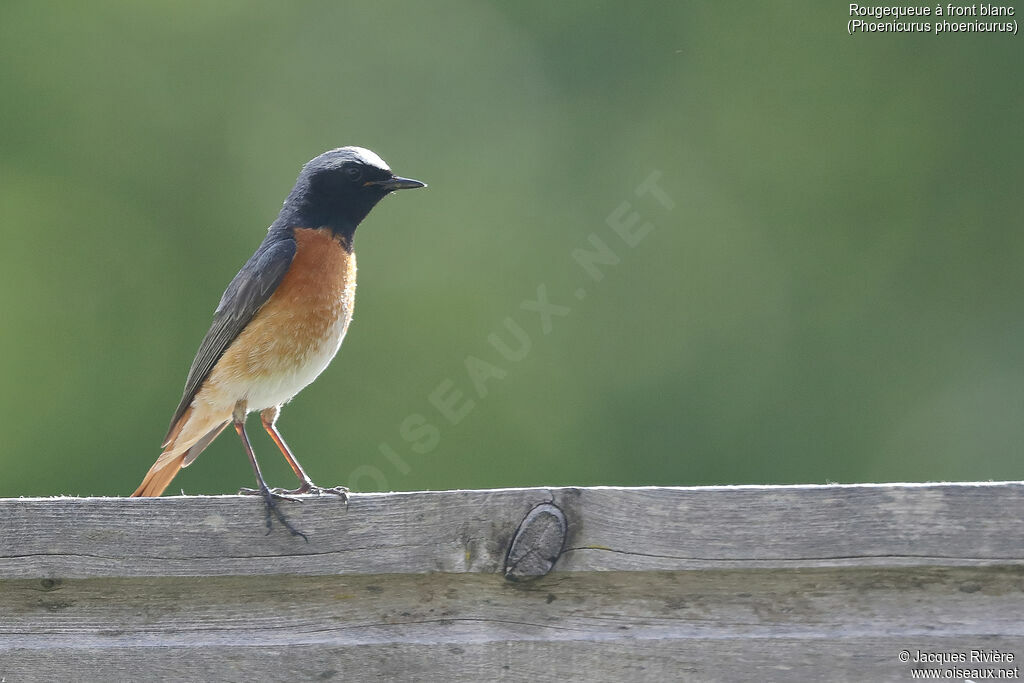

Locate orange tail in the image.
[131,452,188,497]
[132,419,229,497]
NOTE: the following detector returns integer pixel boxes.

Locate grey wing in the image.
[163,235,297,444]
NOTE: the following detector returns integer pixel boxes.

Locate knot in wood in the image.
[503,502,567,582]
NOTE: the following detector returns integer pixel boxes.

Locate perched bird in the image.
[131,147,425,537]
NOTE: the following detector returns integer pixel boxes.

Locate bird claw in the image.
[238,486,302,503]
[237,486,308,541]
[307,484,349,508]
[269,483,349,502]
[236,481,348,539]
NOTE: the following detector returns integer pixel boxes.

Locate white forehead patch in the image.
[347,146,391,172]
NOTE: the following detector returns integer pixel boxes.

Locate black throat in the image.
[273,180,386,251]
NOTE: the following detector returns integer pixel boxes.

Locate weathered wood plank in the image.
[1,484,1022,681]
[5,637,1024,683]
[4,568,1023,646]
[1,568,1021,681]
[1,484,1023,579]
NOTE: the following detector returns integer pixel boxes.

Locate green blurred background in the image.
[1,3,1021,497]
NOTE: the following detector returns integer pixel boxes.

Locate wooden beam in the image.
[2,484,1023,681]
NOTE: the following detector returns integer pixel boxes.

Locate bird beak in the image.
[366,176,427,191]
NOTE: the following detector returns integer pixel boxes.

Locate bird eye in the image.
[344,166,363,182]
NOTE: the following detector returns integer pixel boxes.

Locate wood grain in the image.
[1,484,1022,681]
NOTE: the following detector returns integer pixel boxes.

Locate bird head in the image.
[277,146,425,240]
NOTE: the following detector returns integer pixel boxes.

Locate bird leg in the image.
[233,405,308,541]
[259,406,349,500]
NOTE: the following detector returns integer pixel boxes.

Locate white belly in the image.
[234,317,349,411]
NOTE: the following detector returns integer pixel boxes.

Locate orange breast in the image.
[212,227,357,382]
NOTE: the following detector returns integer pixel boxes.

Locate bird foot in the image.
[273,483,349,500]
[238,486,303,503]
[270,483,349,509]
[237,486,308,541]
